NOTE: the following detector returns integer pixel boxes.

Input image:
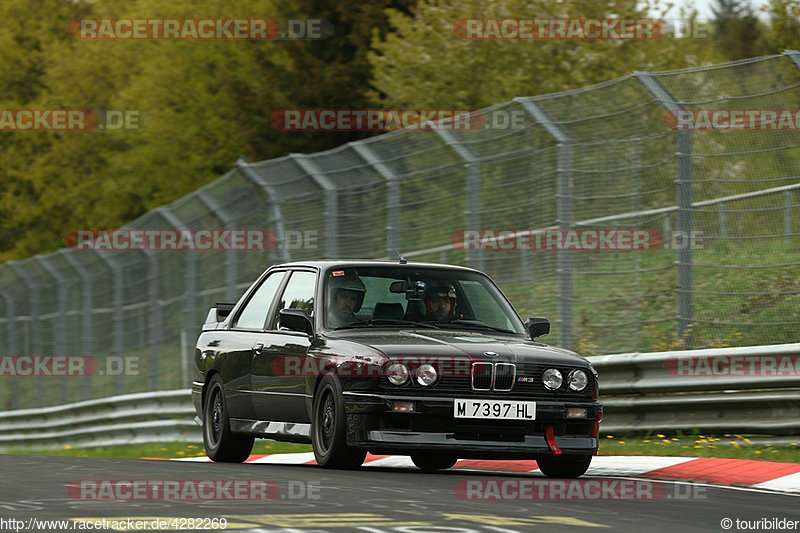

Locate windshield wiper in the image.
[334,319,439,330]
[431,318,516,334]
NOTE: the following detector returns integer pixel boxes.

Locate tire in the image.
[312,374,367,469]
[411,453,458,471]
[536,454,592,478]
[203,374,254,463]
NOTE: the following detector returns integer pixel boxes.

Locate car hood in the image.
[327,329,592,367]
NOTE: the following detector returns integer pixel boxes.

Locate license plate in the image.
[454,399,536,420]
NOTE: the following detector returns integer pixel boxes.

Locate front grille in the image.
[494,363,515,391]
[471,362,493,390]
[470,362,516,392]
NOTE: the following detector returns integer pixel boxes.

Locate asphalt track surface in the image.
[1,454,799,532]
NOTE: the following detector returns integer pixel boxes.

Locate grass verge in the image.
[2,441,312,460]
[3,435,799,463]
[600,434,800,463]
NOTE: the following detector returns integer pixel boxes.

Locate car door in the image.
[223,269,287,419]
[251,269,317,422]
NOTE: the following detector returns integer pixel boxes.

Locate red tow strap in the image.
[544,424,562,455]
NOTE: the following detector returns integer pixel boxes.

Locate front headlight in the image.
[416,364,438,386]
[387,362,409,386]
[568,369,589,391]
[542,368,563,390]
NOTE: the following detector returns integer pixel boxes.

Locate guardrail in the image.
[590,343,800,435]
[0,344,797,449]
[0,389,200,449]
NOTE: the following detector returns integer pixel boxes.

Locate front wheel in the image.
[312,374,366,469]
[411,453,458,471]
[536,454,592,478]
[203,374,254,462]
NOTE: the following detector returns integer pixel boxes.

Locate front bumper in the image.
[343,391,602,458]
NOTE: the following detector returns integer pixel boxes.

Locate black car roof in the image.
[269,260,483,274]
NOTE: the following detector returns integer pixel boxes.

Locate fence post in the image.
[155,207,196,388]
[785,190,793,248]
[196,190,239,302]
[95,252,125,396]
[60,250,94,400]
[7,261,44,406]
[35,256,70,405]
[236,157,290,263]
[291,154,339,259]
[719,201,727,242]
[634,71,694,347]
[435,129,483,271]
[0,282,18,409]
[349,141,402,259]
[516,98,574,350]
[144,250,161,392]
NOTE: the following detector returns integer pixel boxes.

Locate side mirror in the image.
[525,317,550,339]
[215,302,235,322]
[279,309,314,335]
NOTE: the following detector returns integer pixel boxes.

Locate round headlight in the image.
[416,364,438,386]
[542,368,563,390]
[568,369,589,391]
[387,363,409,386]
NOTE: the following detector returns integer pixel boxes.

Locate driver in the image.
[326,273,366,328]
[424,283,457,321]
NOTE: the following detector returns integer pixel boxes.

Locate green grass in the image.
[4,436,798,464]
[2,440,311,460]
[599,434,800,463]
[497,237,800,354]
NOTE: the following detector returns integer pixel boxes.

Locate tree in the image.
[711,0,770,60]
[0,0,420,261]
[368,0,722,110]
[764,0,800,51]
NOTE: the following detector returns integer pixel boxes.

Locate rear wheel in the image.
[203,374,254,462]
[312,374,366,469]
[536,454,592,478]
[411,453,458,471]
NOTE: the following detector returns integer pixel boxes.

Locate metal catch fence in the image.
[2,52,800,410]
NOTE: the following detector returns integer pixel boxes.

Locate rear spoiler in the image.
[203,302,235,330]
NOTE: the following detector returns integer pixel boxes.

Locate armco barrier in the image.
[0,344,797,449]
[0,389,200,449]
[591,343,800,435]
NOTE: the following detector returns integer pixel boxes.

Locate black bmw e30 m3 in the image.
[192,260,602,477]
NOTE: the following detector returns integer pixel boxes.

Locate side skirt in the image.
[229,418,312,444]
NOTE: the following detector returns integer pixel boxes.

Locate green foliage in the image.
[368,0,722,110]
[764,0,800,51]
[0,0,412,261]
[711,0,771,60]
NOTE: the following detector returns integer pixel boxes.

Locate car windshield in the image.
[323,266,525,334]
